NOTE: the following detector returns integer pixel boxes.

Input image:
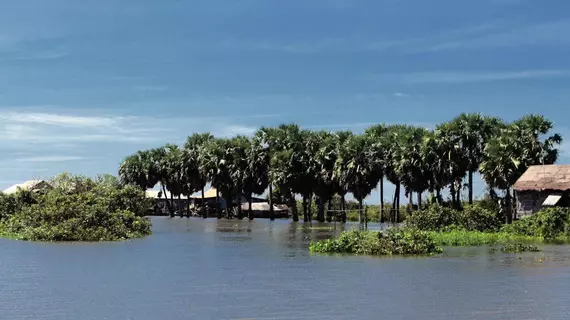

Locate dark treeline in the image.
[118,113,562,224]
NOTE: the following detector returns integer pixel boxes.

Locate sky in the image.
[1,0,570,203]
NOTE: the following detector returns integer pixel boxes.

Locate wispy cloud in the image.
[0,112,125,127]
[16,156,85,162]
[426,19,570,51]
[377,70,570,84]
[393,92,410,98]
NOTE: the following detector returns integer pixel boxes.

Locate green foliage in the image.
[406,204,461,231]
[503,207,570,240]
[499,243,541,253]
[407,204,502,232]
[0,174,152,242]
[309,228,443,256]
[427,230,536,246]
[458,204,502,232]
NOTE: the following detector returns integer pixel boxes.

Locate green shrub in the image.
[458,204,502,232]
[502,207,570,240]
[0,174,152,242]
[406,204,461,231]
[309,227,443,256]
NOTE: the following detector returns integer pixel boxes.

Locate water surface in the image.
[1,217,570,320]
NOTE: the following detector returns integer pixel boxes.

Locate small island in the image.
[0,174,152,242]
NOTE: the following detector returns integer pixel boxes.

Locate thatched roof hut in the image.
[3,180,52,195]
[514,165,570,192]
[514,165,570,216]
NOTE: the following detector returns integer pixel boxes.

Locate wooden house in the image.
[514,165,570,216]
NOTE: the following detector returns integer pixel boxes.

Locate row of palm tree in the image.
[118,113,562,223]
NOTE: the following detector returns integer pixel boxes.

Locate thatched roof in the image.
[3,180,51,195]
[514,165,570,191]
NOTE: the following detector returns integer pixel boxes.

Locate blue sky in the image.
[1,0,570,203]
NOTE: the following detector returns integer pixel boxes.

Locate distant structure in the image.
[514,164,570,216]
[3,180,52,195]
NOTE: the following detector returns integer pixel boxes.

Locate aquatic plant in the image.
[499,243,541,253]
[427,229,537,246]
[309,228,443,256]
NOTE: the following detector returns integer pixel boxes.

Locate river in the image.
[1,217,570,319]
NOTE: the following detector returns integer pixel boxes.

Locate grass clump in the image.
[499,243,541,253]
[0,173,152,242]
[309,228,443,256]
[427,229,537,246]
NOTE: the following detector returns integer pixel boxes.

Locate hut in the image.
[514,164,570,216]
[239,202,289,219]
[3,180,52,195]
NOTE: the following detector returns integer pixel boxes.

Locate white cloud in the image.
[16,156,85,162]
[378,70,570,84]
[0,112,124,127]
[393,92,410,98]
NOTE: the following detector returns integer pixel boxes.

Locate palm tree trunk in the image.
[450,183,457,209]
[341,194,347,223]
[216,189,222,219]
[317,197,325,222]
[302,196,308,222]
[269,184,275,221]
[436,188,441,204]
[505,187,513,224]
[417,192,422,210]
[161,184,171,216]
[248,192,254,220]
[396,184,401,223]
[468,170,474,205]
[326,199,332,222]
[379,178,384,223]
[456,181,461,208]
[308,194,313,222]
[201,187,207,218]
[290,193,299,222]
[358,198,363,227]
[513,190,517,220]
[170,193,175,218]
[178,195,182,217]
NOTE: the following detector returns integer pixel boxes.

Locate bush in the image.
[309,227,443,256]
[502,207,570,240]
[0,174,152,242]
[407,204,502,232]
[458,205,502,232]
[406,204,461,231]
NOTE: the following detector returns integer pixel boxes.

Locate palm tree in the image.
[243,135,270,220]
[365,124,389,220]
[185,133,214,218]
[446,113,504,205]
[480,115,562,223]
[336,134,379,225]
[394,126,430,210]
[333,131,353,223]
[199,138,237,219]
